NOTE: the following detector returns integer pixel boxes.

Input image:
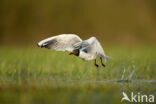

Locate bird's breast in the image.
[79,51,97,61]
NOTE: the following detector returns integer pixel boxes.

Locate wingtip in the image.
[37,43,40,47]
[37,43,43,48]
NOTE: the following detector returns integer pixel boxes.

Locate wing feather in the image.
[37,34,82,52]
[82,37,105,57]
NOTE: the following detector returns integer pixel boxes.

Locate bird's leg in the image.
[100,57,106,67]
[94,59,99,67]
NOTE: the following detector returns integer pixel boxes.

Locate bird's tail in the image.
[103,56,113,62]
[104,56,113,60]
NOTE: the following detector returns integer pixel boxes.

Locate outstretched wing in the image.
[73,41,89,49]
[37,34,82,52]
[81,37,105,57]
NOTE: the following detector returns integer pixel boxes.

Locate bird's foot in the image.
[94,64,99,68]
[101,63,106,67]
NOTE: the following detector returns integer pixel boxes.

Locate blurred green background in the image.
[0,0,156,46]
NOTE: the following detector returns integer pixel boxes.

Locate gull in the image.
[37,34,112,67]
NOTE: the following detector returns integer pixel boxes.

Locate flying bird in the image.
[37,34,111,67]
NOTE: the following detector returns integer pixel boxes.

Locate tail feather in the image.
[103,56,113,62]
[104,56,113,60]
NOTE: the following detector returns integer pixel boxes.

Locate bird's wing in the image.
[37,34,82,52]
[82,37,105,57]
[73,41,89,49]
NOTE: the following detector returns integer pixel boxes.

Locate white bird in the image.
[37,34,111,67]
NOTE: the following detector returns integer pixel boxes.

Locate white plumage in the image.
[37,34,111,67]
[38,34,82,52]
[77,37,105,61]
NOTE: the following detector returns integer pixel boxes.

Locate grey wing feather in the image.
[83,37,105,57]
[38,34,82,52]
[73,41,89,49]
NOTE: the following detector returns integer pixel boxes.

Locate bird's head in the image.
[69,49,80,56]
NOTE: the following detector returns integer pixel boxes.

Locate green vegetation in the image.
[0,46,155,104]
